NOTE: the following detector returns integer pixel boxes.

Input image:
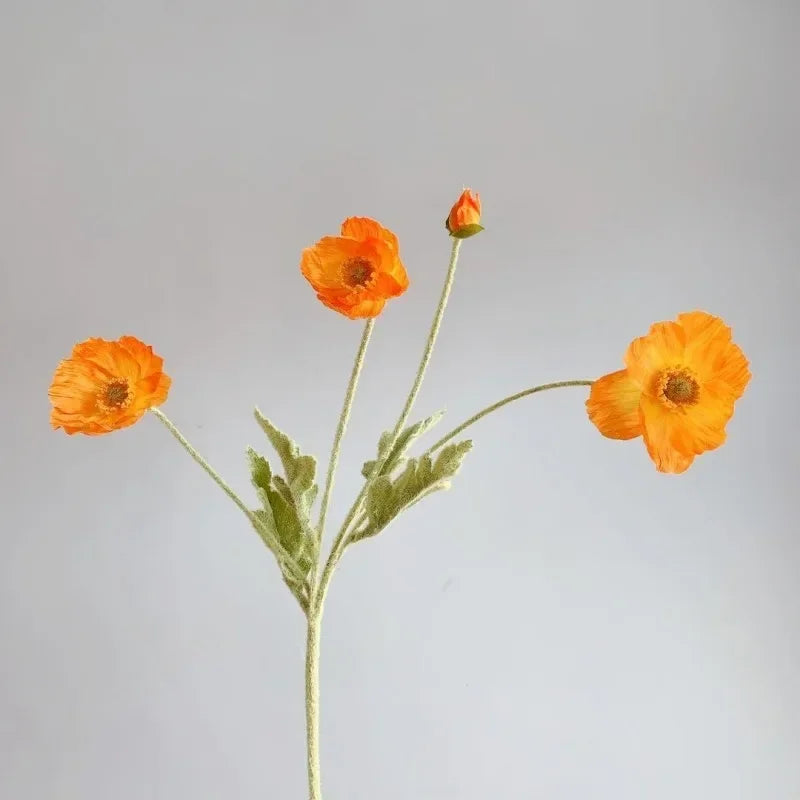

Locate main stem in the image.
[304,320,374,800]
[305,612,322,800]
[304,238,464,800]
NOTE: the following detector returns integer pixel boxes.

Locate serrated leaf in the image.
[355,439,473,542]
[247,413,321,614]
[432,440,473,479]
[252,507,310,612]
[254,409,318,513]
[365,476,394,529]
[361,411,445,479]
[247,447,272,491]
[269,474,292,503]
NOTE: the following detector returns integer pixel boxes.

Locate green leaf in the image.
[254,409,317,513]
[247,449,272,491]
[354,439,473,542]
[365,476,394,529]
[247,414,320,613]
[432,440,473,479]
[361,410,445,479]
[252,506,311,612]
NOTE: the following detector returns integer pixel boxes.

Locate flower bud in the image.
[445,188,483,239]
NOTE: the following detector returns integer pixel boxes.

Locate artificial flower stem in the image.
[382,237,463,463]
[304,239,464,800]
[336,381,594,545]
[305,611,323,800]
[316,319,375,552]
[317,237,464,600]
[304,319,374,800]
[422,380,595,456]
[149,408,305,584]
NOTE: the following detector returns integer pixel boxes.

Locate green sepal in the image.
[448,223,484,239]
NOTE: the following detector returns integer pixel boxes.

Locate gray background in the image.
[1,1,798,798]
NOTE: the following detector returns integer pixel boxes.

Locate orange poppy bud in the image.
[445,189,483,239]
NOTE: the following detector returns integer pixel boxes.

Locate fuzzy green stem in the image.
[316,319,375,550]
[305,238,464,800]
[149,407,305,585]
[305,612,322,800]
[339,380,594,542]
[315,237,464,605]
[422,380,595,456]
[305,320,373,800]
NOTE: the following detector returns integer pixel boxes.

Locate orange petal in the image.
[672,403,728,455]
[53,417,111,436]
[677,311,751,399]
[50,336,169,436]
[372,248,408,293]
[586,369,643,440]
[678,310,731,351]
[70,338,119,377]
[119,336,163,377]
[340,217,399,251]
[135,371,171,409]
[639,396,696,473]
[624,321,686,391]
[317,293,386,319]
[373,270,407,298]
[712,341,751,401]
[301,237,363,289]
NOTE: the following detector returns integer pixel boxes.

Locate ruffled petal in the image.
[301,220,407,318]
[672,404,728,455]
[586,370,643,440]
[49,336,169,436]
[318,292,386,319]
[712,341,751,400]
[301,237,364,290]
[639,396,696,473]
[624,321,686,391]
[340,217,399,252]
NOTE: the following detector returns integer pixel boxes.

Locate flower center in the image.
[99,379,132,411]
[341,257,375,288]
[658,368,699,407]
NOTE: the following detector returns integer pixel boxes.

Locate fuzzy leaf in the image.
[355,439,473,542]
[252,506,311,612]
[246,413,320,613]
[361,411,445,479]
[248,449,273,492]
[365,476,394,529]
[254,409,318,514]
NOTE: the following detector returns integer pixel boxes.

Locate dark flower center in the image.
[663,372,699,405]
[104,380,130,408]
[341,257,375,288]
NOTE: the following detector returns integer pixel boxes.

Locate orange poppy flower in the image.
[586,311,750,473]
[49,336,171,435]
[300,217,409,319]
[445,188,483,239]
